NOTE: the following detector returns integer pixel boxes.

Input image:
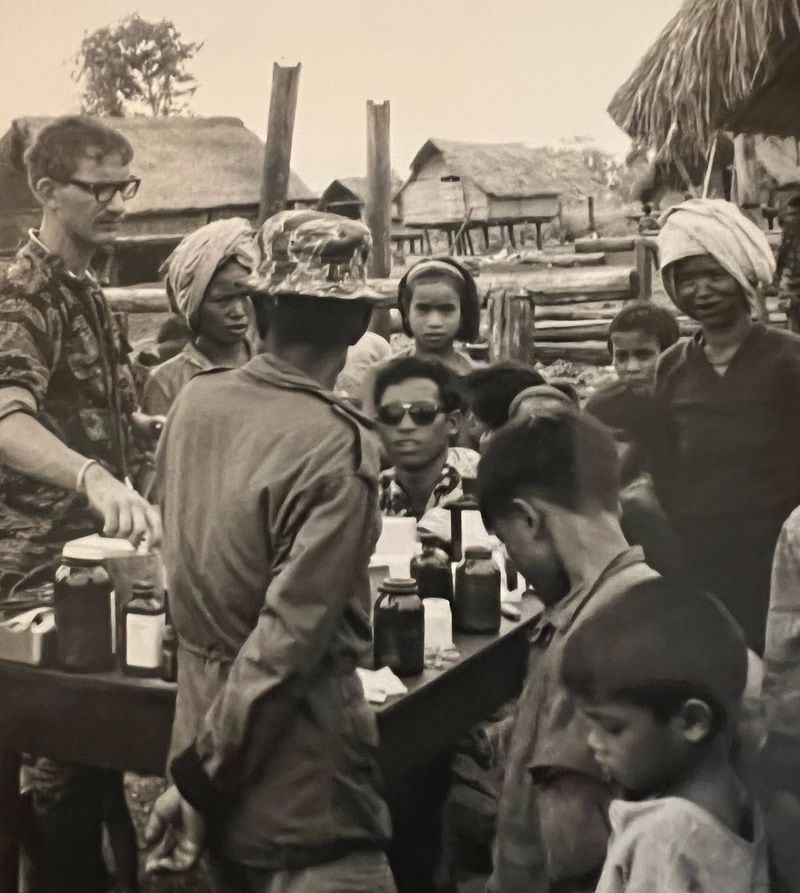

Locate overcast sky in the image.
[0,0,682,190]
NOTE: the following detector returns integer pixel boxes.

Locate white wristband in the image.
[76,459,99,492]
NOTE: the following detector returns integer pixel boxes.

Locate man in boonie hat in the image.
[146,211,397,892]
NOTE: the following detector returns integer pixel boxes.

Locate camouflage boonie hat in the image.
[249,210,390,305]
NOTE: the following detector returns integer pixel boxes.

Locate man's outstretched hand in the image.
[143,784,205,874]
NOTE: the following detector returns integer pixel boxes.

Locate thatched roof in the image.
[608,0,800,164]
[320,176,404,206]
[0,116,316,215]
[408,139,561,199]
[404,138,620,202]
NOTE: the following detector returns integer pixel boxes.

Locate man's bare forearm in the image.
[0,411,88,492]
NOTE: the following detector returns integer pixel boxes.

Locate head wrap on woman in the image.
[397,256,481,343]
[160,218,259,332]
[657,199,775,316]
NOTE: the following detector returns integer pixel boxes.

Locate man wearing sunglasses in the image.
[373,356,478,530]
[0,116,160,892]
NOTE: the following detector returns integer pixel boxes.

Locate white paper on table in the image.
[357,666,409,703]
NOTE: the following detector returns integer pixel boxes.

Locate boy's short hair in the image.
[607,302,680,354]
[25,116,134,193]
[477,411,620,524]
[561,579,748,735]
[462,362,546,429]
[373,355,464,414]
[397,256,481,343]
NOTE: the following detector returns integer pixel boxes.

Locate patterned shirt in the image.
[378,446,479,518]
[0,232,140,585]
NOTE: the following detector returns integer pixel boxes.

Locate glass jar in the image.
[454,546,501,633]
[373,578,425,676]
[410,533,453,604]
[53,544,114,672]
[122,582,166,678]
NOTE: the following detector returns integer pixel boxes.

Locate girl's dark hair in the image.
[462,362,546,429]
[372,355,464,414]
[608,301,680,353]
[397,257,481,343]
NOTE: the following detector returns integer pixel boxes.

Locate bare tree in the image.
[73,15,203,116]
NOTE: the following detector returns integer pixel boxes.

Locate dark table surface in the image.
[0,596,541,892]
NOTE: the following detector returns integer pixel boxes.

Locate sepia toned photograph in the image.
[0,0,799,890]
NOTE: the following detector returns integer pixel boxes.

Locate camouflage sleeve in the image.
[0,279,61,408]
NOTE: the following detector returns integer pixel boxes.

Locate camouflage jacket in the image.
[0,233,140,587]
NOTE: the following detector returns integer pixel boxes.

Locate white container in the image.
[423,598,454,650]
[375,517,418,556]
[0,607,56,666]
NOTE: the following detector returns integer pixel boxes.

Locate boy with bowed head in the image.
[561,579,767,892]
[142,217,259,416]
[477,411,660,892]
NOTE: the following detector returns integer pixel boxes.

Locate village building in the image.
[318,175,425,256]
[396,138,564,252]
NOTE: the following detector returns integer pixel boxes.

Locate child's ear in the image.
[510,498,543,537]
[677,698,714,744]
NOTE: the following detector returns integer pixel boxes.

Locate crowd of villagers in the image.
[7,115,800,892]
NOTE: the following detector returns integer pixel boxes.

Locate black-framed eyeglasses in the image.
[64,177,141,203]
[377,401,443,426]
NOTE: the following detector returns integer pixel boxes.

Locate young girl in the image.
[396,256,481,375]
[560,578,769,892]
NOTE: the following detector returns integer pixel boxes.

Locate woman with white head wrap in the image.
[142,218,259,416]
[651,199,800,653]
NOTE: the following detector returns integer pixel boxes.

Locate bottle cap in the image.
[464,546,492,559]
[131,580,157,596]
[61,543,106,563]
[378,578,419,595]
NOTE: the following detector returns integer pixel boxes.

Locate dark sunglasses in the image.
[377,401,443,426]
[64,177,141,203]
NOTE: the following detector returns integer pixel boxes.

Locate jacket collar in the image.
[240,352,377,429]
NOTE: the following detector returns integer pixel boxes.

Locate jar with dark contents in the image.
[373,578,425,676]
[410,533,453,604]
[53,544,114,672]
[454,546,501,633]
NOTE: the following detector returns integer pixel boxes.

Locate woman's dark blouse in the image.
[652,323,800,522]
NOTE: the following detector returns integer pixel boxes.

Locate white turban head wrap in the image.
[657,199,775,316]
[160,218,260,332]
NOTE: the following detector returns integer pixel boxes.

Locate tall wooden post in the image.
[258,63,302,225]
[366,100,392,278]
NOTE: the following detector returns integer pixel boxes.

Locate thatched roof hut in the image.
[608,0,800,165]
[319,176,403,221]
[398,138,566,231]
[0,115,316,248]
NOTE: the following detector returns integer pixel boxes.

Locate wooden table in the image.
[0,597,539,893]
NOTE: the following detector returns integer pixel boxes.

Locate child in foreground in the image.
[560,578,769,892]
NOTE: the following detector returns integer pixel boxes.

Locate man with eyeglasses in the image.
[373,356,478,533]
[0,115,161,892]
